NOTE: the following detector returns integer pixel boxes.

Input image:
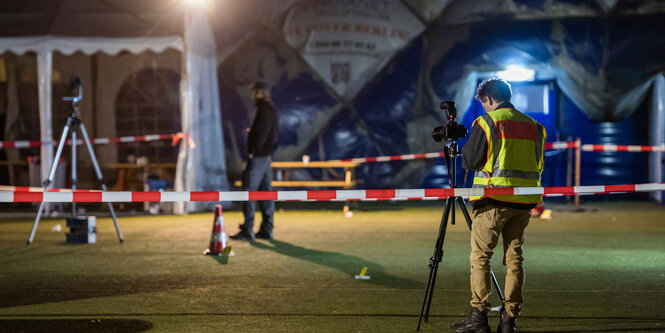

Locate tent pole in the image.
[37,50,53,212]
[575,137,581,210]
[566,136,573,204]
[174,5,192,215]
[650,75,664,204]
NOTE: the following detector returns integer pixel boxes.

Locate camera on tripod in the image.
[69,75,81,89]
[63,75,83,106]
[418,101,505,331]
[432,101,467,142]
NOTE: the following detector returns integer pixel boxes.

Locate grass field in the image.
[0,201,664,332]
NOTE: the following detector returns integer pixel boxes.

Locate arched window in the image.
[115,68,180,163]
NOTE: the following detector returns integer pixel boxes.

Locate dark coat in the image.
[247,99,279,157]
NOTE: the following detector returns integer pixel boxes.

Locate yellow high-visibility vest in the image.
[469,107,546,204]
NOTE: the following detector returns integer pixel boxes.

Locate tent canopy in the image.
[0,0,182,38]
[0,0,229,212]
[0,0,186,55]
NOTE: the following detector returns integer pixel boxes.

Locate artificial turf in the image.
[0,201,664,332]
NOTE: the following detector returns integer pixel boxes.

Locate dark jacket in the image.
[247,99,279,157]
[461,102,536,211]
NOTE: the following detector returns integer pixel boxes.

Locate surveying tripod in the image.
[416,142,504,330]
[27,76,123,245]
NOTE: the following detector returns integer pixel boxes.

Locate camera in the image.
[69,75,82,89]
[63,75,83,105]
[432,101,467,142]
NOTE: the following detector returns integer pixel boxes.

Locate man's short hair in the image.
[250,80,268,91]
[475,77,512,102]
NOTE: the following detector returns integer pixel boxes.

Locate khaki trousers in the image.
[470,205,530,318]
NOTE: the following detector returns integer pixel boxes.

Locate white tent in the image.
[0,0,229,212]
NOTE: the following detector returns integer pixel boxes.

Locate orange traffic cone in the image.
[203,205,234,256]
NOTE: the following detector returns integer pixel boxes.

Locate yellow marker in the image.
[222,246,235,256]
[355,266,370,280]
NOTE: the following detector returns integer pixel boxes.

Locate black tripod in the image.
[416,142,504,330]
[27,76,123,245]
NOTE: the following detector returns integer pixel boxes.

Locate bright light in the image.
[185,0,211,8]
[497,66,535,82]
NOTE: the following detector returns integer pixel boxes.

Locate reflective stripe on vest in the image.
[469,107,546,204]
[475,169,541,180]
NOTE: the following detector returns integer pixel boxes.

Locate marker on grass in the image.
[355,266,370,280]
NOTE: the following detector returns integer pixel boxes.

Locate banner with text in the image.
[283,0,424,100]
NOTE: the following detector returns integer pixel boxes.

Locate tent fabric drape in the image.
[175,5,230,213]
[607,73,665,203]
[0,37,183,56]
[650,74,665,203]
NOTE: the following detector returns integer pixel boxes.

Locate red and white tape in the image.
[335,152,446,163]
[0,133,177,149]
[332,141,581,163]
[329,141,664,164]
[543,141,665,152]
[546,141,579,149]
[581,144,665,152]
[1,183,662,203]
[530,141,665,152]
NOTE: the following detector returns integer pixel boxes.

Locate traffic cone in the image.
[203,205,234,256]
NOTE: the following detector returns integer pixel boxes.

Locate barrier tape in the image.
[171,133,197,148]
[330,142,549,164]
[335,152,446,163]
[1,183,662,203]
[332,142,581,163]
[0,133,177,149]
[581,144,665,152]
[546,141,579,149]
[330,141,664,164]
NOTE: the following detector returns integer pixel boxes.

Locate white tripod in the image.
[27,76,123,245]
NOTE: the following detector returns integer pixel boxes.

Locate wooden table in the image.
[108,160,359,191]
[106,163,176,191]
[234,161,358,189]
[106,163,177,170]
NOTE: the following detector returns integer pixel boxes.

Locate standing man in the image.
[231,81,279,241]
[451,78,545,333]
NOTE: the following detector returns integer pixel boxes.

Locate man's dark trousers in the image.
[241,155,274,235]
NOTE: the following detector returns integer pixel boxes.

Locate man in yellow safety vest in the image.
[451,77,545,333]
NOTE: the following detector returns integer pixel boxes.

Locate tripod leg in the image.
[78,124,124,243]
[456,197,506,303]
[28,122,72,245]
[29,202,48,245]
[417,197,453,330]
[425,198,453,320]
[101,183,123,243]
[71,130,77,216]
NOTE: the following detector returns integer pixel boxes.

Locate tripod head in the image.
[432,101,467,190]
[62,75,83,117]
[441,141,462,189]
